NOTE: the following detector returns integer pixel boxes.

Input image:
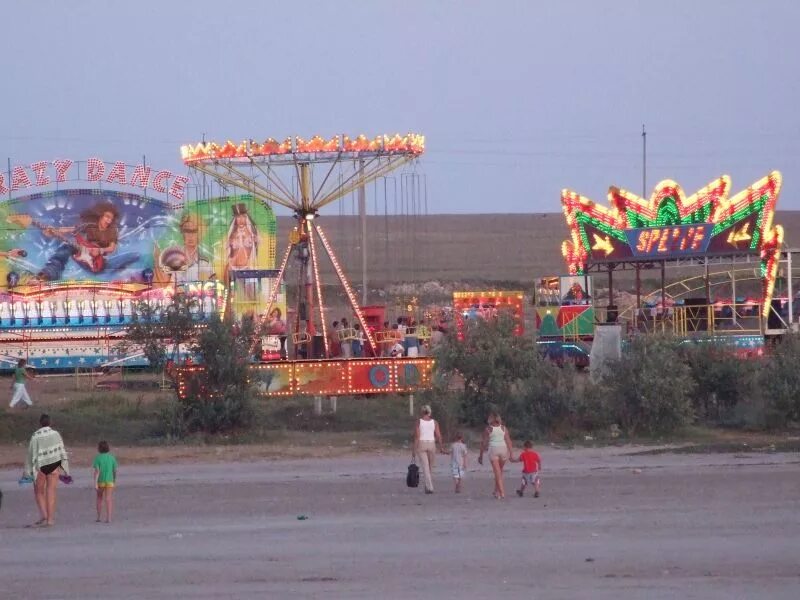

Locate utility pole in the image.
[359,158,367,305]
[642,124,647,197]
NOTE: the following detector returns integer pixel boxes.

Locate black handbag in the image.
[406,461,420,488]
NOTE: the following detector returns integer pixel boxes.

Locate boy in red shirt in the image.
[515,440,541,498]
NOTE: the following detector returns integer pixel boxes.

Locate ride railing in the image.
[0,296,221,329]
[622,302,767,336]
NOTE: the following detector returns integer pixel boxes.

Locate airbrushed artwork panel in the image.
[0,189,169,285]
[0,190,277,290]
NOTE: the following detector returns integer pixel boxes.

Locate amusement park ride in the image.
[536,170,793,359]
[0,158,210,372]
[176,133,434,397]
[0,135,434,398]
[0,138,794,389]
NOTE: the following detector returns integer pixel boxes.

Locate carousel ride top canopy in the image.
[180,133,424,212]
[560,171,784,318]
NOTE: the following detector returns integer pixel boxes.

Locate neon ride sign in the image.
[0,158,190,200]
[625,223,712,258]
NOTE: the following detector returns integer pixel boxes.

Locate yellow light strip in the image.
[181,134,425,163]
[307,220,329,357]
[314,224,377,356]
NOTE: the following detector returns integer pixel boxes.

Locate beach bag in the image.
[406,461,420,488]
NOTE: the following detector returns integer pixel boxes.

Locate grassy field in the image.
[0,372,421,463]
[2,371,797,471]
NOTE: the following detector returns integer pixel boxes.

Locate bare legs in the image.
[96,488,114,522]
[518,476,542,498]
[33,473,47,524]
[34,470,59,525]
[490,457,506,499]
[45,471,59,525]
[96,489,103,522]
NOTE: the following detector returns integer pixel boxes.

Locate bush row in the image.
[428,314,800,440]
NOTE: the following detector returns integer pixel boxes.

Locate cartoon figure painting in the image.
[7,200,139,282]
[560,276,592,306]
[0,191,276,301]
[227,203,259,271]
[154,213,214,285]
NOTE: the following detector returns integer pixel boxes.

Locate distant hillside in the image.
[274,211,800,286]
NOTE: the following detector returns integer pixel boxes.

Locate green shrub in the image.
[170,313,255,435]
[598,335,695,435]
[433,311,537,426]
[758,333,800,428]
[511,358,580,438]
[121,295,196,370]
[680,342,760,424]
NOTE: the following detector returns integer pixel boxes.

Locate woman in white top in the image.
[478,412,514,499]
[412,404,444,494]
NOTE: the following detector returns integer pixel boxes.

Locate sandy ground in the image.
[1,447,799,600]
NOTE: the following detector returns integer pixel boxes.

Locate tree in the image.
[598,335,695,435]
[680,342,759,424]
[121,294,196,370]
[758,333,800,428]
[434,311,537,426]
[176,312,256,434]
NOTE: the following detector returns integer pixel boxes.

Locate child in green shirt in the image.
[92,440,117,523]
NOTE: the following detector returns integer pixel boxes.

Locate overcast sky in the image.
[2,0,799,214]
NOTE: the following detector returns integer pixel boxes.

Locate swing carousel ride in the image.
[175,133,435,397]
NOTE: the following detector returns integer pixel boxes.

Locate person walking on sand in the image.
[24,413,70,526]
[478,412,514,499]
[515,440,542,498]
[92,440,118,523]
[9,358,34,408]
[450,432,468,493]
[412,404,444,494]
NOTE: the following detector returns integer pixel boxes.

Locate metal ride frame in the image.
[589,253,767,337]
[180,134,425,359]
[594,249,800,337]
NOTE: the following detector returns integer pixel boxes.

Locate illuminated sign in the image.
[0,158,189,200]
[625,224,712,258]
[560,172,784,318]
[452,291,525,337]
[175,357,435,398]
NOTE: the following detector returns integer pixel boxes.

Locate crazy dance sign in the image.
[0,158,190,201]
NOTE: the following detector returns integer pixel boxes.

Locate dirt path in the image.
[1,447,799,599]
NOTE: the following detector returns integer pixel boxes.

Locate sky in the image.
[2,0,799,215]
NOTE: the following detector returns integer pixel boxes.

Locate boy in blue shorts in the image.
[450,432,468,493]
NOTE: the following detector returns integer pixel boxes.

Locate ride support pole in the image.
[788,251,794,329]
